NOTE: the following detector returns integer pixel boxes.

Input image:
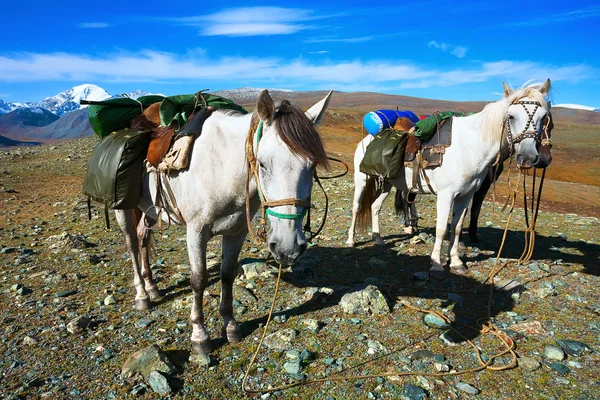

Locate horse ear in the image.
[306,90,333,126]
[257,89,275,123]
[539,78,551,96]
[502,82,513,97]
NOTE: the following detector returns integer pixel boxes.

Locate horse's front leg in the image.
[346,172,367,248]
[187,227,213,353]
[371,182,390,246]
[219,233,246,344]
[430,192,454,279]
[449,195,472,274]
[137,216,160,301]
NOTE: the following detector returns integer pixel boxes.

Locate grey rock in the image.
[519,356,541,371]
[548,362,570,376]
[262,328,298,350]
[367,339,389,355]
[148,370,171,395]
[189,353,212,368]
[556,339,592,356]
[104,295,116,305]
[456,382,479,394]
[286,349,301,360]
[283,361,302,374]
[300,349,315,361]
[121,344,176,379]
[567,360,583,369]
[544,345,565,361]
[239,259,267,279]
[55,290,77,298]
[536,287,557,299]
[130,383,147,395]
[11,283,23,292]
[339,284,390,315]
[67,316,91,334]
[400,383,427,400]
[423,313,449,329]
[135,318,154,329]
[302,318,321,332]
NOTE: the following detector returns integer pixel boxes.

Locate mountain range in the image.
[0,84,599,147]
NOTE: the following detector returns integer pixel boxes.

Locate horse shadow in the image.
[230,240,516,351]
[463,227,600,277]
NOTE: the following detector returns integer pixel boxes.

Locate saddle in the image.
[130,102,212,171]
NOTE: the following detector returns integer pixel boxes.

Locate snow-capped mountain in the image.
[39,84,111,116]
[553,103,599,112]
[0,100,34,114]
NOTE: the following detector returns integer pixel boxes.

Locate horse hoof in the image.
[192,339,214,354]
[146,288,161,301]
[135,298,152,311]
[222,325,242,343]
[450,264,468,275]
[345,241,355,248]
[429,263,447,280]
[374,238,385,246]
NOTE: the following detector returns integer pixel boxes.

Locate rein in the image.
[504,100,551,153]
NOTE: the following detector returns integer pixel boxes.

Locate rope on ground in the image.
[242,165,545,394]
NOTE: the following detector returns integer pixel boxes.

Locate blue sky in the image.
[1,0,598,107]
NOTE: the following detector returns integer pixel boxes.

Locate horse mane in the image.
[272,100,330,168]
[480,82,551,143]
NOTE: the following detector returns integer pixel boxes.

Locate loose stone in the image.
[104,295,116,305]
[548,362,570,376]
[148,370,171,395]
[423,313,449,329]
[519,356,541,371]
[544,345,565,361]
[400,383,427,400]
[456,382,479,394]
[556,339,592,356]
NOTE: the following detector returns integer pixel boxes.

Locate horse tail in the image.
[357,176,378,230]
[394,188,405,215]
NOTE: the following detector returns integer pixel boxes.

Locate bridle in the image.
[503,100,553,154]
[244,118,313,242]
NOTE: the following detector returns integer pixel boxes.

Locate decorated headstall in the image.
[504,100,553,153]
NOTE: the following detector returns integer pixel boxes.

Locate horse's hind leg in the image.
[115,209,151,310]
[371,182,391,246]
[449,194,473,274]
[137,217,160,301]
[219,233,246,344]
[346,171,367,248]
[187,227,213,353]
[407,192,419,233]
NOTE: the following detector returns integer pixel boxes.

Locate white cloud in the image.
[429,40,468,58]
[174,7,321,36]
[309,51,330,54]
[0,51,593,92]
[305,36,373,43]
[76,22,110,29]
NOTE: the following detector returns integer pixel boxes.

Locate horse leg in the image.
[136,217,160,301]
[408,192,419,233]
[449,195,473,274]
[219,233,246,344]
[187,227,213,353]
[430,192,454,279]
[115,209,151,311]
[469,163,503,242]
[346,172,367,248]
[371,182,390,246]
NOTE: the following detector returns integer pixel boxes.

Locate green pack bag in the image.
[360,128,409,179]
[82,129,151,209]
[159,93,248,130]
[414,111,473,142]
[87,95,166,138]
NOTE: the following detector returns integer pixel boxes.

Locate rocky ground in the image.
[1,136,599,399]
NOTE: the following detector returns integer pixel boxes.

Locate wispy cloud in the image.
[0,51,593,92]
[305,36,373,44]
[76,22,110,29]
[174,7,322,36]
[428,41,468,59]
[309,51,330,54]
[508,5,600,26]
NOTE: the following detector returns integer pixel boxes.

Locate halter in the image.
[245,118,312,241]
[504,100,551,152]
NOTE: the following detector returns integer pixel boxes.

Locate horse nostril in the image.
[269,241,278,257]
[516,154,524,165]
[532,155,540,166]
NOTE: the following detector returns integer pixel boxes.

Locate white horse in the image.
[115,90,332,353]
[346,80,552,279]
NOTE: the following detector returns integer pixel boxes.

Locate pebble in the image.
[567,360,583,369]
[148,370,171,395]
[302,319,321,332]
[135,319,154,329]
[556,339,592,356]
[400,383,427,400]
[423,313,449,329]
[536,287,557,299]
[262,328,298,350]
[104,295,116,305]
[130,383,147,395]
[544,345,565,361]
[67,316,91,334]
[283,361,302,375]
[55,289,77,298]
[548,362,570,376]
[367,339,389,355]
[189,353,211,368]
[456,382,479,394]
[121,344,176,379]
[519,356,541,371]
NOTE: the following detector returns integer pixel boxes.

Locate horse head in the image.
[502,79,552,169]
[252,89,332,265]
